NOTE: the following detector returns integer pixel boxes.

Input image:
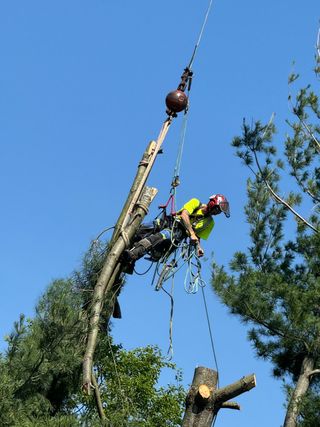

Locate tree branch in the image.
[220,401,241,410]
[213,374,256,403]
[252,149,318,233]
[290,101,320,153]
[91,371,106,420]
[308,369,320,377]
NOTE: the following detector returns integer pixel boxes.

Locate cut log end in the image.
[245,374,256,390]
[198,384,211,399]
[253,374,257,387]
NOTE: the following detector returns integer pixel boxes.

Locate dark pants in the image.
[126,220,186,262]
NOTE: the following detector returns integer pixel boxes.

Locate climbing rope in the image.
[201,286,220,385]
[171,101,189,189]
[184,252,206,294]
[182,251,220,385]
[134,261,154,276]
[160,275,175,360]
[90,225,115,249]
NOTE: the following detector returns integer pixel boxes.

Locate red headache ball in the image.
[165,90,188,113]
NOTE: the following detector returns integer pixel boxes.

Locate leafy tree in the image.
[0,244,185,426]
[212,39,320,427]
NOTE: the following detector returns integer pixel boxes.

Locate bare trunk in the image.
[182,367,218,427]
[109,140,156,247]
[91,372,106,420]
[82,187,158,394]
[110,118,172,246]
[283,355,315,427]
[182,367,256,426]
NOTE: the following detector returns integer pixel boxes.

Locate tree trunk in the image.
[182,367,218,427]
[110,117,172,247]
[182,367,256,426]
[109,140,157,247]
[283,355,315,427]
[82,187,158,394]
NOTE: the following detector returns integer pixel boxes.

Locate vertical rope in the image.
[201,286,220,387]
[173,110,189,181]
[161,276,175,360]
[188,0,214,69]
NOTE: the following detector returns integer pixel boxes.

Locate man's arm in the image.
[180,209,204,257]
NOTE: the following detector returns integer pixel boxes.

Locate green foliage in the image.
[213,50,320,425]
[0,244,185,426]
[297,386,320,426]
[90,345,185,426]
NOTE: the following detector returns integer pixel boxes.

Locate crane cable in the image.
[188,0,214,70]
[166,0,215,205]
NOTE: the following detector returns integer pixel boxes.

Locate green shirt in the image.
[178,198,214,240]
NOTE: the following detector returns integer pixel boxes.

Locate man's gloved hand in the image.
[190,232,199,245]
[190,232,204,257]
[197,246,204,257]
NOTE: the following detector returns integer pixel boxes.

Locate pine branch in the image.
[289,98,320,153]
[252,149,319,233]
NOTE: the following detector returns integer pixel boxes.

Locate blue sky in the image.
[0,1,319,425]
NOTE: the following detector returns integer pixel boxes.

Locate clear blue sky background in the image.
[0,1,319,426]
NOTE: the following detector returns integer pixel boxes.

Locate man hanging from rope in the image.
[122,194,230,273]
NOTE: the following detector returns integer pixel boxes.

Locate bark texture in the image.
[109,140,157,247]
[283,355,315,427]
[182,367,218,427]
[82,187,158,394]
[182,367,256,427]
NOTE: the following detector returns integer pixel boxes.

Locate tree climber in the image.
[122,194,230,272]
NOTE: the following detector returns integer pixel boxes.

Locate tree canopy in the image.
[0,245,185,426]
[212,44,320,427]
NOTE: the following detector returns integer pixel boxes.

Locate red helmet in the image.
[208,194,230,217]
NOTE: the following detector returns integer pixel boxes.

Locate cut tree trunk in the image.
[110,117,172,247]
[109,140,157,247]
[182,366,256,426]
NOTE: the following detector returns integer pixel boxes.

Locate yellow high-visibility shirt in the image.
[178,198,214,240]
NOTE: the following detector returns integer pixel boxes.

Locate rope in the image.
[183,252,220,386]
[155,244,195,288]
[134,261,154,276]
[188,0,214,69]
[172,110,189,185]
[165,0,214,201]
[161,276,175,360]
[184,252,205,294]
[90,226,115,251]
[201,286,220,387]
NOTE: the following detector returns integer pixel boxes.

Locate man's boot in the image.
[122,233,166,274]
[123,238,152,262]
